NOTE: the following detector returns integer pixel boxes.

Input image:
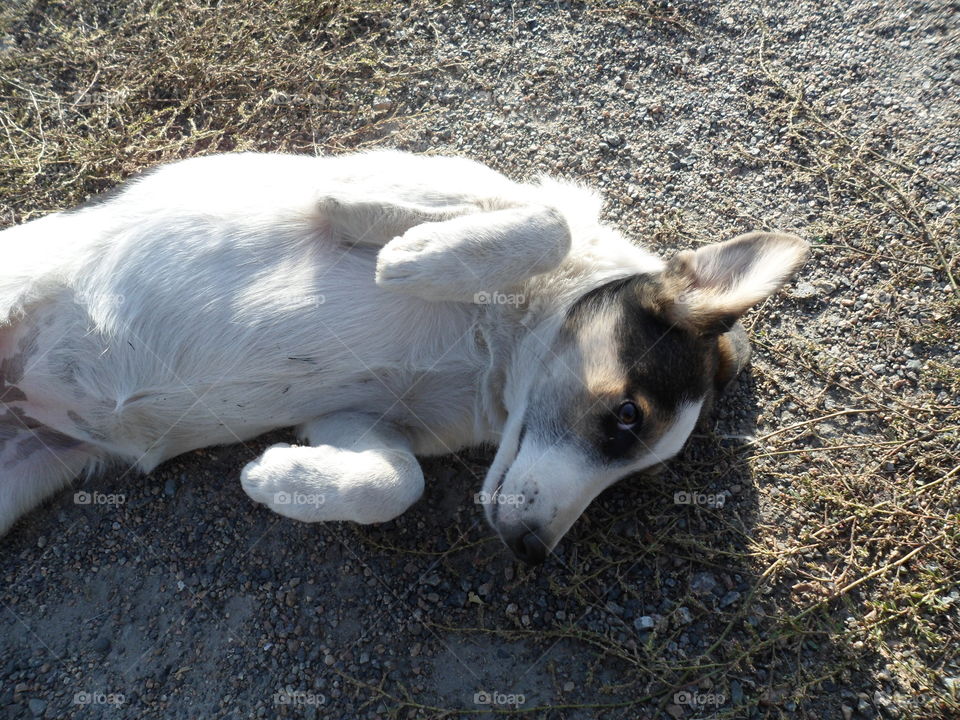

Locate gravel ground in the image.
[1,1,958,719]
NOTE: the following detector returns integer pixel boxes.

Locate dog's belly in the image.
[22,236,488,470]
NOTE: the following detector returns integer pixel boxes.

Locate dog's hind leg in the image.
[240,412,424,525]
[0,422,99,535]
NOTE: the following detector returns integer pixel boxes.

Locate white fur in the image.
[484,401,704,553]
[0,150,806,555]
[240,413,424,524]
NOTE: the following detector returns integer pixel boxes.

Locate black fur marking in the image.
[1,407,37,428]
[0,351,27,385]
[0,358,27,402]
[67,410,109,442]
[615,277,711,408]
[1,426,83,469]
[0,423,16,452]
[5,435,45,467]
[0,324,40,385]
[48,351,80,386]
[0,385,27,403]
[564,275,714,464]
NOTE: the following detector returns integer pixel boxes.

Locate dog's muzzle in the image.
[501,527,548,565]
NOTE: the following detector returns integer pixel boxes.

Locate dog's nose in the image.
[506,530,548,565]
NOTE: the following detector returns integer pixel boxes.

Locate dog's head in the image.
[481,231,809,564]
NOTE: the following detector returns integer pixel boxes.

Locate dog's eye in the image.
[616,401,640,427]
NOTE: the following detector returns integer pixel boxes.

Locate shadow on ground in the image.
[1,370,827,719]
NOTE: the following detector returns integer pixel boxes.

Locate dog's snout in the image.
[505,529,548,565]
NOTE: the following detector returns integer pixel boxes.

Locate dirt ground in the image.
[0,1,958,719]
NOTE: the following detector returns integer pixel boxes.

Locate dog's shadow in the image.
[402,366,764,572]
[566,364,764,593]
[0,368,768,718]
[378,367,770,713]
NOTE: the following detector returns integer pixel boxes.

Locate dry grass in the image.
[0,0,448,223]
[735,34,960,715]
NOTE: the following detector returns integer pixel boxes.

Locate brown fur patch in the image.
[556,275,719,460]
[715,322,751,391]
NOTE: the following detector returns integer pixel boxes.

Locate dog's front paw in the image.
[374,234,434,289]
[240,443,293,507]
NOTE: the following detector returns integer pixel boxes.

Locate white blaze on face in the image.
[575,303,626,397]
[492,398,704,551]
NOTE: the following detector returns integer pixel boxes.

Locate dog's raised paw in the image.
[374,235,432,286]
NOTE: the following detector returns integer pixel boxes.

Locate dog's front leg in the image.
[240,413,424,524]
[374,204,571,302]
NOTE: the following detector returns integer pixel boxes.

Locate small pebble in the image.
[731,680,744,704]
[720,591,741,608]
[634,615,655,630]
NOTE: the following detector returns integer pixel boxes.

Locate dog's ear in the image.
[652,232,809,336]
[715,322,752,392]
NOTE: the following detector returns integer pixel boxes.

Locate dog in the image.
[0,150,808,563]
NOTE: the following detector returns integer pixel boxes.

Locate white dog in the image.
[0,151,808,563]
